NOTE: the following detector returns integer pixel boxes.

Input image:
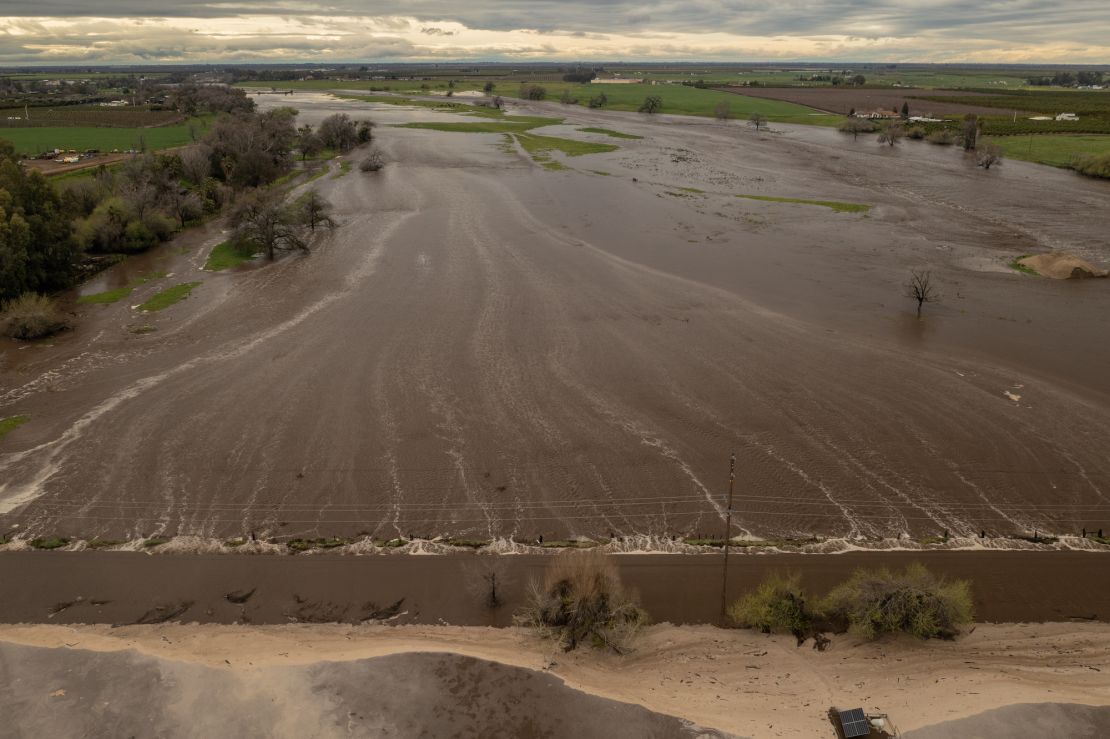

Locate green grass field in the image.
[247,79,835,125]
[0,116,212,155]
[989,134,1110,167]
[204,241,254,271]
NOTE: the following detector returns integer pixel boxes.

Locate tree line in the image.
[2,86,372,314]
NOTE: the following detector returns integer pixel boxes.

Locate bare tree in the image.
[714,101,731,121]
[297,190,335,232]
[838,117,876,140]
[179,144,213,185]
[748,112,768,132]
[464,557,511,610]
[877,121,905,146]
[359,149,385,172]
[905,270,939,318]
[976,141,1002,170]
[230,190,307,261]
[166,187,204,228]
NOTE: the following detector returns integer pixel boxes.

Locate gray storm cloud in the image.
[0,0,1106,62]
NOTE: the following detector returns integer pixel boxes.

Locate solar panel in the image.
[838,707,870,738]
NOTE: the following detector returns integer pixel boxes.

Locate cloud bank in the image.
[0,2,1107,64]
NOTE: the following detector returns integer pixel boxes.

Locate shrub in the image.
[821,563,973,640]
[838,118,877,138]
[728,573,815,640]
[2,293,67,340]
[639,96,663,114]
[1072,152,1110,179]
[588,93,608,109]
[360,150,385,172]
[515,550,646,653]
[520,84,547,101]
[926,129,957,146]
[906,126,927,140]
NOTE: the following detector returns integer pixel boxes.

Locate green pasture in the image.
[0,116,210,155]
[989,134,1110,168]
[246,79,835,125]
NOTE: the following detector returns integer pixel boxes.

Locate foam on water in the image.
[2,533,1105,555]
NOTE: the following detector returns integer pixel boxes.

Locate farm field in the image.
[0,105,184,128]
[0,116,211,155]
[989,134,1110,167]
[244,79,838,124]
[721,85,1017,117]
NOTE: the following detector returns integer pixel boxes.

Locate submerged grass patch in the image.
[204,240,254,271]
[86,538,124,549]
[29,537,69,550]
[1008,255,1039,275]
[395,116,561,135]
[578,127,643,140]
[287,537,353,552]
[0,415,30,441]
[332,160,352,178]
[138,281,201,312]
[736,194,870,213]
[77,285,133,304]
[77,270,168,305]
[515,133,619,158]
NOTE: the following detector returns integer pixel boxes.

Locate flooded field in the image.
[1,92,1108,546]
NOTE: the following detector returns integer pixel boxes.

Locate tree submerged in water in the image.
[905,269,939,317]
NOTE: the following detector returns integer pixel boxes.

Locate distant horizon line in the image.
[2,60,1109,70]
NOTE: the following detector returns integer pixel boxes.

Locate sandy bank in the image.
[2,622,1107,738]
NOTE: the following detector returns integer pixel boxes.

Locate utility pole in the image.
[720,452,736,620]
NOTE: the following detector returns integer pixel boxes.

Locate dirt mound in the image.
[1019,253,1109,279]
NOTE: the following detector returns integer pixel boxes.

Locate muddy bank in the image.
[903,703,1110,739]
[0,644,732,739]
[0,550,1106,626]
[2,621,1107,738]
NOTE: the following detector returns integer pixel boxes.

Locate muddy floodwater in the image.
[1,92,1108,546]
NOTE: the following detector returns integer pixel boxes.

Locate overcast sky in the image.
[1,1,1108,65]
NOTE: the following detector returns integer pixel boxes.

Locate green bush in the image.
[1,293,67,340]
[1072,152,1110,179]
[821,563,973,640]
[728,573,815,638]
[516,550,646,653]
[29,536,70,550]
[906,126,927,140]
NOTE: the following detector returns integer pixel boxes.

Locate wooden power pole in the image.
[720,452,736,619]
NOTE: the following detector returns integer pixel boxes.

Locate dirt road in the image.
[1,93,1108,543]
